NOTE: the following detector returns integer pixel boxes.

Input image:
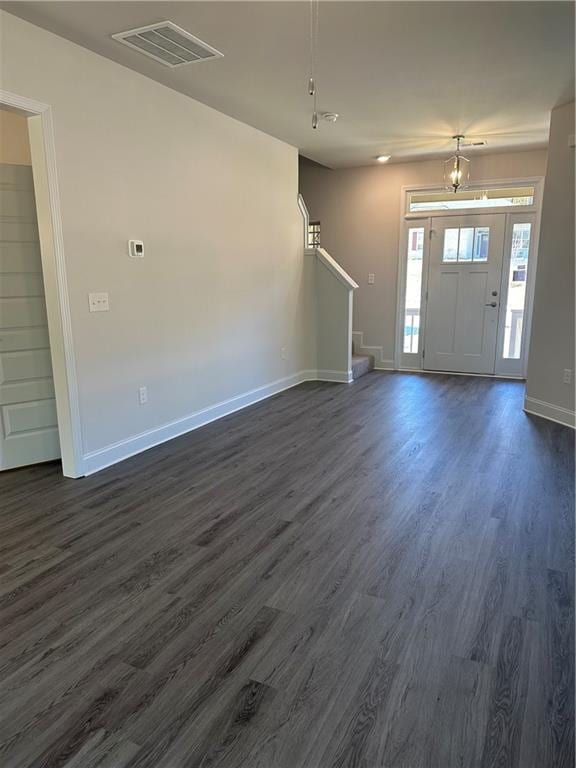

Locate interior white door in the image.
[0,163,60,470]
[424,214,505,374]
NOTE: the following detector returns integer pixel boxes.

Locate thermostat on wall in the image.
[128,239,144,258]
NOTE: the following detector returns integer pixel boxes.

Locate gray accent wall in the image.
[299,150,547,367]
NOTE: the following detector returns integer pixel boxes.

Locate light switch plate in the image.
[368,273,375,284]
[88,292,109,312]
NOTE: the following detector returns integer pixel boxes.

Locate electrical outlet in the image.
[138,386,148,404]
[281,346,288,360]
[368,273,375,285]
[88,292,109,312]
[563,369,572,384]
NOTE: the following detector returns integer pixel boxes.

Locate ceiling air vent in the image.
[112,21,223,67]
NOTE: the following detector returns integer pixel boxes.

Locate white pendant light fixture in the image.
[444,135,470,193]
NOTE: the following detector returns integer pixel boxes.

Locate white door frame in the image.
[394,177,544,378]
[1,90,83,477]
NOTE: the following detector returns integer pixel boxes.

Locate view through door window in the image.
[403,227,424,353]
[503,222,531,359]
[443,227,490,262]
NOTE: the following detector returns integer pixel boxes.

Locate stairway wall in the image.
[315,259,353,382]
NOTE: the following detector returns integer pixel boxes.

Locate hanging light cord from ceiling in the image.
[308,0,320,129]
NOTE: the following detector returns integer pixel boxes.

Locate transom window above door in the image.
[408,186,535,213]
[443,226,489,263]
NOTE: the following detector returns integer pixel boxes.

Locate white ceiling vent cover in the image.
[112,21,223,67]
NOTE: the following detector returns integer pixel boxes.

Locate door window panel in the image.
[503,223,531,359]
[443,229,459,262]
[458,228,474,261]
[473,227,490,261]
[443,227,490,263]
[403,227,424,353]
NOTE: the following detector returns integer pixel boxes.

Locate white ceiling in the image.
[3,1,574,167]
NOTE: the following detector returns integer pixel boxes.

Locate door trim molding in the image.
[0,90,84,477]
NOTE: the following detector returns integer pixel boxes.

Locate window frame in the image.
[404,179,542,220]
[494,212,538,378]
[396,219,430,370]
[307,220,321,249]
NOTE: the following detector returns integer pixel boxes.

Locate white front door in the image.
[0,164,60,470]
[424,214,505,374]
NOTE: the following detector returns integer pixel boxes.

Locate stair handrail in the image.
[297,194,312,252]
[316,248,358,290]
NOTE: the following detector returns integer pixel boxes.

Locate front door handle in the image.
[485,301,498,308]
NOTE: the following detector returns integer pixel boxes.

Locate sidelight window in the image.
[403,227,424,353]
[502,223,531,359]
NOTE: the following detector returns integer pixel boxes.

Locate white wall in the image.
[1,11,316,470]
[525,101,575,426]
[300,149,547,365]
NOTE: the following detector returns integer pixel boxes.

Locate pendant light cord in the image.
[309,0,320,128]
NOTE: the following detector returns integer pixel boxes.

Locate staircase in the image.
[351,352,375,380]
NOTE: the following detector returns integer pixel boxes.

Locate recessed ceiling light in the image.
[376,155,391,163]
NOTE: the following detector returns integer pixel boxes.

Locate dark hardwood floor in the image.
[0,372,573,768]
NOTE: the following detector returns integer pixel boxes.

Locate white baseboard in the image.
[524,396,575,429]
[317,369,353,384]
[398,367,524,381]
[81,368,350,475]
[374,360,395,371]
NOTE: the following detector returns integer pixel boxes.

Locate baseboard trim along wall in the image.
[399,367,524,381]
[524,396,576,429]
[317,369,354,383]
[82,369,352,475]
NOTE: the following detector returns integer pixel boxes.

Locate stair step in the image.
[351,354,374,380]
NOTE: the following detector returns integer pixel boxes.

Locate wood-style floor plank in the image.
[0,372,573,767]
